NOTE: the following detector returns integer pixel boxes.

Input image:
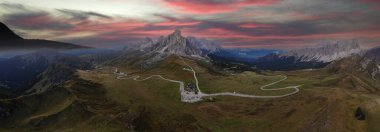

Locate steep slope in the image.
[24,63,76,95]
[326,55,379,91]
[327,47,380,92]
[0,51,93,97]
[0,51,65,93]
[0,22,89,50]
[364,46,380,63]
[361,46,380,82]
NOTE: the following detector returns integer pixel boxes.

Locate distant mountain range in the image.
[0,22,89,51]
[248,40,363,70]
[116,29,378,72]
[282,40,362,63]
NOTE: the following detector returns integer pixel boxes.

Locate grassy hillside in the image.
[75,56,369,131]
[0,55,377,131]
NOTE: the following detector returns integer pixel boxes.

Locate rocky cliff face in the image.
[152,29,204,57]
[283,40,362,63]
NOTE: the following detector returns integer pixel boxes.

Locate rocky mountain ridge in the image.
[152,29,204,57]
[282,39,362,63]
[127,29,221,58]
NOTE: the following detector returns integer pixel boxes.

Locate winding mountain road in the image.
[113,56,301,103]
[201,75,301,98]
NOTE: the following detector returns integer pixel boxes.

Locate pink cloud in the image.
[69,21,146,32]
[153,21,200,26]
[164,0,280,14]
[239,23,273,28]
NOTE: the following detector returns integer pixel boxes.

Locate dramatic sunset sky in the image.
[0,0,379,49]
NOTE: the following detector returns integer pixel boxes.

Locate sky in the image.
[0,0,379,49]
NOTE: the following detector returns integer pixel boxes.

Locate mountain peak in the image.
[170,29,182,37]
[0,22,23,40]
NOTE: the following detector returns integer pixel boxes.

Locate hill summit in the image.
[0,22,23,40]
[0,22,89,50]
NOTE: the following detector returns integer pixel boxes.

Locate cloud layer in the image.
[0,0,379,49]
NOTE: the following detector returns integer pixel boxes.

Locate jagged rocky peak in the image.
[162,29,187,45]
[172,29,181,36]
[125,29,221,60]
[153,29,203,57]
[163,29,185,44]
[283,39,362,63]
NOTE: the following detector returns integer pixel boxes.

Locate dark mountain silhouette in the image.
[0,50,93,98]
[0,22,23,40]
[0,22,89,50]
